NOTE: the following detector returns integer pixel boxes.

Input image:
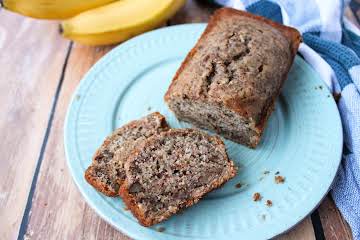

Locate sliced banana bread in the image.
[85,112,169,196]
[164,8,301,148]
[119,129,237,226]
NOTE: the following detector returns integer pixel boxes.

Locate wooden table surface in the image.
[1,1,358,239]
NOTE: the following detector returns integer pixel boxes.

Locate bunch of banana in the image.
[61,0,186,45]
[1,0,186,45]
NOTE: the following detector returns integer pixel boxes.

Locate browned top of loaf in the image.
[165,8,301,123]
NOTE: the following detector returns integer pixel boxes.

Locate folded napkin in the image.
[213,0,360,238]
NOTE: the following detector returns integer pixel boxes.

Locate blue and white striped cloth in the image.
[214,0,360,238]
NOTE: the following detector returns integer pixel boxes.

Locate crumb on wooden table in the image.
[266,200,273,207]
[275,175,285,184]
[253,192,261,201]
[235,183,242,188]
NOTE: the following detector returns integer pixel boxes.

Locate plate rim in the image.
[64,23,343,240]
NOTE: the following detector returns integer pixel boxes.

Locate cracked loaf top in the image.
[165,8,301,124]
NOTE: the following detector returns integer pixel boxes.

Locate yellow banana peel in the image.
[1,0,116,19]
[60,0,186,46]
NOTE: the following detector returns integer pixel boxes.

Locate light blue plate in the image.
[64,24,343,240]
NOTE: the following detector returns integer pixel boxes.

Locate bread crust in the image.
[119,129,237,226]
[85,166,119,197]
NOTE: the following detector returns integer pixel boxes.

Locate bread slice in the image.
[164,8,301,148]
[85,112,169,196]
[119,129,237,226]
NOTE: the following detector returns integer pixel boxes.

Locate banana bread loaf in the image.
[85,112,169,196]
[119,129,237,226]
[164,8,301,148]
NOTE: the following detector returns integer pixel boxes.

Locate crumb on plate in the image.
[253,192,261,201]
[266,200,273,207]
[275,175,285,184]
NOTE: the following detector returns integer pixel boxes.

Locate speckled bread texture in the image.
[164,8,301,148]
[119,129,237,226]
[84,112,169,196]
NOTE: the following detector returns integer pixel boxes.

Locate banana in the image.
[60,0,186,46]
[1,0,116,19]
